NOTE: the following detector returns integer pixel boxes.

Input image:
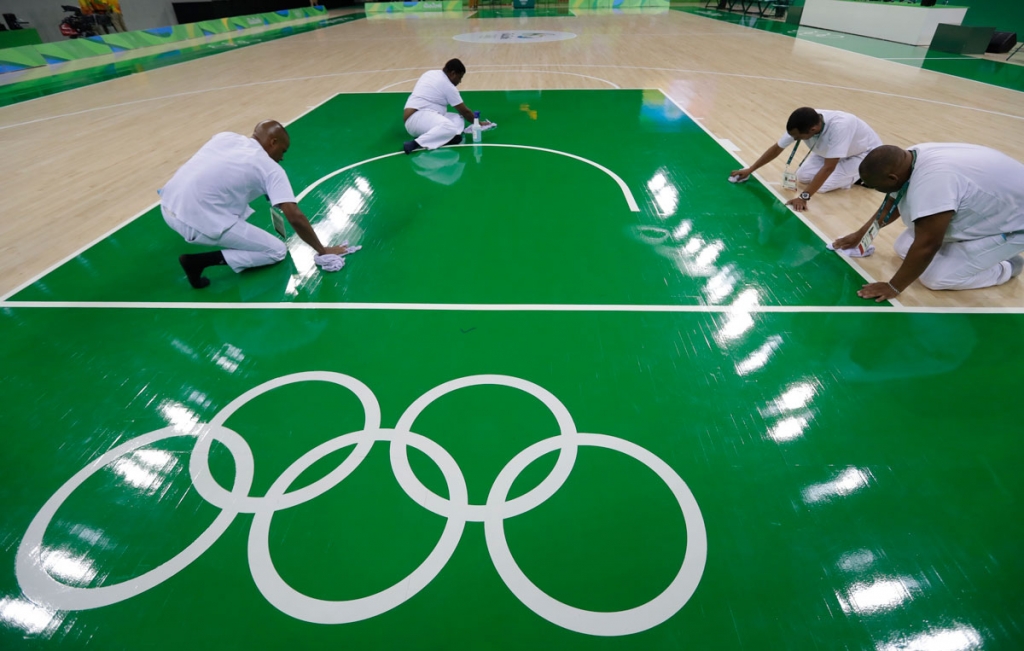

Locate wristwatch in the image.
[799,192,811,200]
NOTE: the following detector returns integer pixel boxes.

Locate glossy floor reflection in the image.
[1,308,1022,650]
[1,90,1022,650]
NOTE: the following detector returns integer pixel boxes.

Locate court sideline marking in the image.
[4,301,1023,314]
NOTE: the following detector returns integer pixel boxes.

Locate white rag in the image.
[463,122,498,134]
[727,175,749,184]
[827,242,875,258]
[314,254,345,272]
[314,241,362,272]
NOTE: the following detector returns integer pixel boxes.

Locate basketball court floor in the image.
[1,7,1022,650]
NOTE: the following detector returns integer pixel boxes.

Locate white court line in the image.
[296,144,640,212]
[0,91,343,304]
[882,57,978,61]
[3,301,1023,314]
[376,69,621,92]
[657,88,902,307]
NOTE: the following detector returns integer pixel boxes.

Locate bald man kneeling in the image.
[833,143,1024,302]
[161,120,348,288]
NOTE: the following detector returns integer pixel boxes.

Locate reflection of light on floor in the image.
[735,335,783,376]
[838,576,917,615]
[877,625,982,651]
[287,176,372,294]
[763,381,818,416]
[671,220,692,241]
[714,288,760,346]
[767,416,808,442]
[704,265,738,304]
[803,467,871,504]
[159,400,199,430]
[212,343,244,374]
[837,548,876,572]
[0,596,64,635]
[109,447,178,494]
[41,548,97,584]
[647,171,678,217]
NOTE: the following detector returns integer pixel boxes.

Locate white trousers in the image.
[163,208,286,273]
[797,151,869,193]
[894,227,1024,290]
[405,110,464,150]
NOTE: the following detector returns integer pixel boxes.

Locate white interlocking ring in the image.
[16,372,706,637]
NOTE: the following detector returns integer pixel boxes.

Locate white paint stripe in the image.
[718,138,740,152]
[0,95,339,303]
[297,143,640,212]
[657,88,901,307]
[882,57,975,61]
[3,301,1022,314]
[376,70,620,92]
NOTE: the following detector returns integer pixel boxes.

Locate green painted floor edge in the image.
[0,13,366,109]
[674,6,1024,93]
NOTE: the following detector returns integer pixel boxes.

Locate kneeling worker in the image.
[730,107,882,211]
[161,120,348,288]
[403,58,492,155]
[834,143,1024,301]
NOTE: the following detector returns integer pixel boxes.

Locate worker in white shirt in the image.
[730,107,883,211]
[833,143,1024,301]
[161,120,348,288]
[403,59,491,155]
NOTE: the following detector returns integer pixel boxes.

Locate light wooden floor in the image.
[2,8,1022,307]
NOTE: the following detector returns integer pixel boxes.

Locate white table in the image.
[800,0,969,46]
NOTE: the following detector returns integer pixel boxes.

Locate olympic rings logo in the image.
[16,372,706,637]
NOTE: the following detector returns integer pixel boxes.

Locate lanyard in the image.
[875,149,917,226]
[785,118,826,167]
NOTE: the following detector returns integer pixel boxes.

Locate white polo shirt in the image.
[161,132,296,238]
[404,69,463,115]
[899,143,1024,242]
[777,110,881,160]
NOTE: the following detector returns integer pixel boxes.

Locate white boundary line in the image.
[296,144,640,212]
[657,88,903,307]
[4,300,1023,314]
[0,90,342,303]
[375,70,621,92]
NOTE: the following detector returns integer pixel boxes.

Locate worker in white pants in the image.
[833,143,1024,301]
[402,58,492,155]
[405,110,465,151]
[892,228,1024,291]
[730,107,882,212]
[796,150,869,194]
[162,209,286,272]
[160,120,348,288]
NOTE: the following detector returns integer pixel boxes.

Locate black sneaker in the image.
[403,140,422,155]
